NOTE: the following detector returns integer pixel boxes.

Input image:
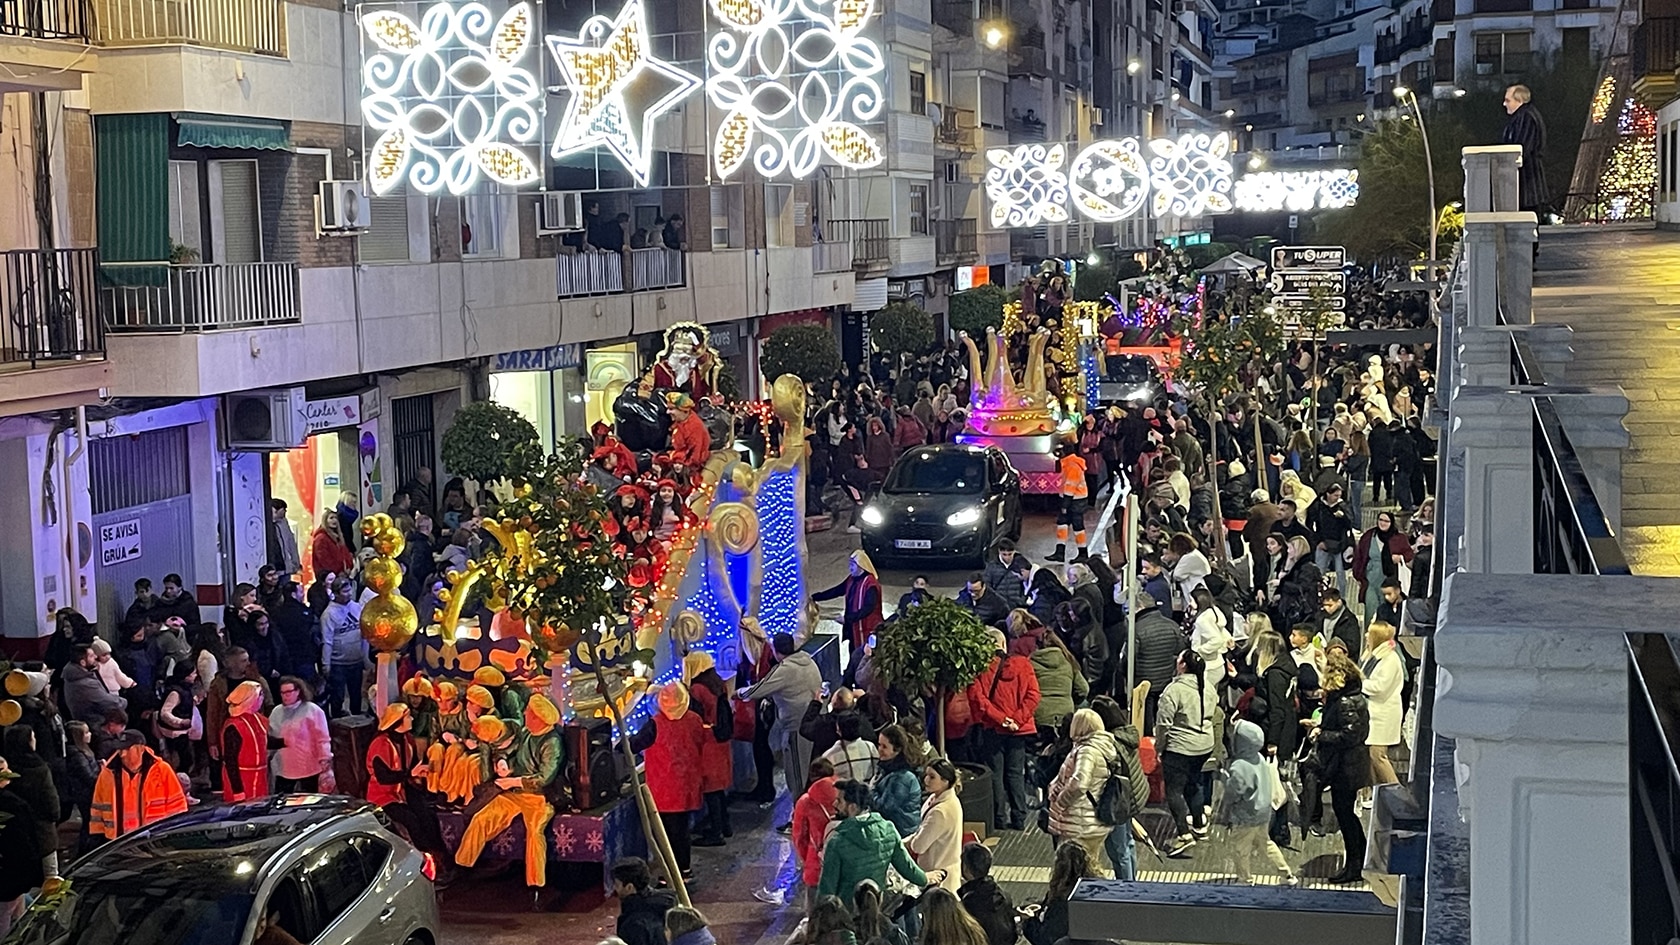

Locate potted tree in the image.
[440,401,542,498]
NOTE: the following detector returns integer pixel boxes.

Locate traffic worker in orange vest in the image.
[1048,442,1089,563]
[90,731,189,842]
[221,680,270,802]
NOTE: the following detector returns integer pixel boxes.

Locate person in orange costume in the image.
[90,732,188,842]
[220,680,270,802]
[666,392,712,473]
[453,694,563,888]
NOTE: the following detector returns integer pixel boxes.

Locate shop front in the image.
[268,390,379,588]
[489,343,586,452]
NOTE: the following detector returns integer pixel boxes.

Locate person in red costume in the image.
[639,324,718,401]
[667,392,711,472]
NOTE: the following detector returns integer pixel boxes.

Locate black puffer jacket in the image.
[1314,685,1372,789]
[959,875,1017,945]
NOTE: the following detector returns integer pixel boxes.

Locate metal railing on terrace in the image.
[933,218,977,261]
[92,0,287,56]
[1,248,103,364]
[101,260,298,331]
[1633,18,1680,78]
[826,218,889,271]
[937,106,976,150]
[1,0,94,41]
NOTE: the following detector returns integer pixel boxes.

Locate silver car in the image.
[4,794,440,945]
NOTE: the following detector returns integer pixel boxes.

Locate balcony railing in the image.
[628,247,684,291]
[1633,18,1680,79]
[92,0,287,56]
[934,218,977,261]
[827,218,888,271]
[937,106,977,151]
[102,260,298,331]
[556,250,625,298]
[1005,116,1046,142]
[1,248,103,365]
[1,0,94,41]
[812,235,854,274]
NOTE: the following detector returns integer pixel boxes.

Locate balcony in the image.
[1431,0,1453,19]
[828,218,889,273]
[102,261,299,331]
[1005,115,1046,142]
[812,234,855,274]
[1,0,94,41]
[92,0,287,56]
[1,248,103,365]
[1633,18,1679,106]
[934,218,978,263]
[556,250,625,298]
[628,247,684,292]
[936,106,977,152]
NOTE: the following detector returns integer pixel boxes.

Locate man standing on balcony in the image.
[1501,85,1549,221]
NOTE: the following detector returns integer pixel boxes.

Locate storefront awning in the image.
[172,112,292,151]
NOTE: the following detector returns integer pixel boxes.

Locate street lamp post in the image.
[1394,85,1437,281]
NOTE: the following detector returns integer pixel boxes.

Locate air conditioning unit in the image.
[223,388,305,451]
[539,191,585,234]
[1091,106,1106,127]
[317,180,370,233]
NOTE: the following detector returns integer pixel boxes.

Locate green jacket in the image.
[1030,646,1088,730]
[498,681,533,719]
[509,725,562,791]
[817,811,927,899]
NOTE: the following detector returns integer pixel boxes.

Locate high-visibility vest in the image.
[90,749,188,840]
[221,713,270,802]
[1060,454,1089,499]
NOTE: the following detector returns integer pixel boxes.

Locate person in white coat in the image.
[909,758,964,892]
[1047,708,1120,876]
[269,676,334,793]
[1359,621,1405,794]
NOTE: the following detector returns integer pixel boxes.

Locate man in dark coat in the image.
[1501,84,1549,216]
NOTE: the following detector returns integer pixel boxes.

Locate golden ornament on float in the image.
[359,513,419,652]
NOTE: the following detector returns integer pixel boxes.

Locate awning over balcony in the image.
[172,113,292,151]
[95,113,170,264]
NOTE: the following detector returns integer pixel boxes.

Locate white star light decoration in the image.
[985,144,1070,228]
[547,0,700,186]
[1148,131,1233,217]
[361,2,543,196]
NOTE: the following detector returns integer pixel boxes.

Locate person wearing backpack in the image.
[1217,719,1299,885]
[1090,695,1151,880]
[684,652,735,846]
[1046,708,1120,875]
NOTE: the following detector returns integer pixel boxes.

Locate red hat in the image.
[656,478,679,491]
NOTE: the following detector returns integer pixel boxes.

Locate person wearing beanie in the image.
[810,550,883,669]
[401,675,439,751]
[425,681,469,799]
[683,652,735,847]
[89,638,136,697]
[366,702,450,876]
[630,683,707,880]
[454,693,564,888]
[220,680,270,802]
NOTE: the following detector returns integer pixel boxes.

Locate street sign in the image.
[1271,245,1346,270]
[1268,269,1346,296]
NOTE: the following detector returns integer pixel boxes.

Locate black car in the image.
[1098,354,1168,406]
[859,444,1022,567]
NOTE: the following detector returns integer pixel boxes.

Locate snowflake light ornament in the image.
[1069,138,1150,222]
[1318,169,1360,209]
[1147,132,1233,217]
[985,143,1070,228]
[361,2,543,196]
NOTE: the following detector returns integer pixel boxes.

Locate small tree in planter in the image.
[440,401,541,486]
[948,284,1009,338]
[761,323,841,388]
[872,598,995,754]
[870,301,935,358]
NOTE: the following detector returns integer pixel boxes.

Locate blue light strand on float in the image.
[1082,346,1101,412]
[755,466,803,641]
[686,544,743,678]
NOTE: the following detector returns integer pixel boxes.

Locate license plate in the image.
[895,539,932,549]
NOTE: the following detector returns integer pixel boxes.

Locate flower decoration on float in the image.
[706,0,885,178]
[985,143,1070,228]
[360,1,542,195]
[546,0,701,187]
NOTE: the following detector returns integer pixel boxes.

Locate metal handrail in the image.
[101,260,299,331]
[0,0,94,40]
[1,247,104,363]
[91,0,287,55]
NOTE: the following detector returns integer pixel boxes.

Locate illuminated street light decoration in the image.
[547,0,700,186]
[1147,131,1233,217]
[1232,169,1360,212]
[361,2,542,195]
[985,143,1069,228]
[1068,138,1149,222]
[706,0,885,178]
[982,132,1356,225]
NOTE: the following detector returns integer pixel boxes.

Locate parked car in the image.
[3,794,439,945]
[860,444,1022,567]
[1098,353,1169,407]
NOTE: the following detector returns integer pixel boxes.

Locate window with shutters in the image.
[359,196,412,263]
[459,195,501,257]
[765,184,795,247]
[909,184,928,235]
[166,161,204,260]
[710,184,744,248]
[208,159,261,263]
[909,70,926,114]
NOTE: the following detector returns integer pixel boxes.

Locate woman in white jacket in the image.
[1048,708,1120,876]
[909,758,963,892]
[1360,621,1405,791]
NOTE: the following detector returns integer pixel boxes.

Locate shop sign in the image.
[100,518,142,567]
[494,343,582,372]
[956,265,990,292]
[708,324,739,357]
[301,396,362,434]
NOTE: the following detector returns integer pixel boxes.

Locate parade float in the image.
[360,323,816,891]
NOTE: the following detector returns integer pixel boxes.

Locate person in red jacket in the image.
[683,652,735,847]
[220,680,270,802]
[787,758,838,911]
[365,703,451,873]
[966,628,1041,830]
[666,393,712,473]
[630,682,707,881]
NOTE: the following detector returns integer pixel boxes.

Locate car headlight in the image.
[946,507,983,527]
[860,506,885,527]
